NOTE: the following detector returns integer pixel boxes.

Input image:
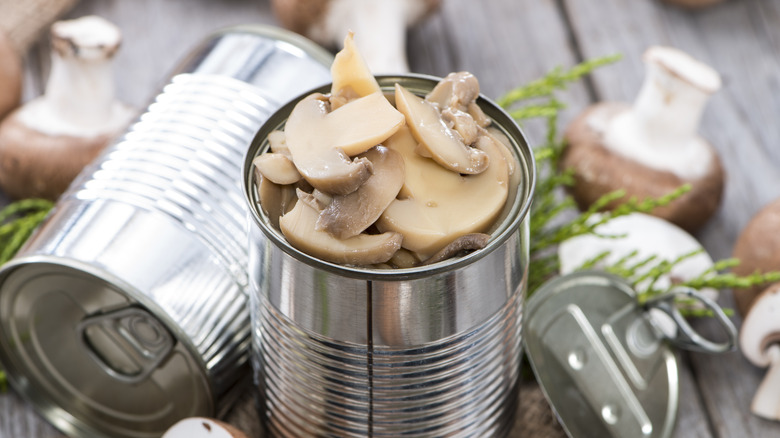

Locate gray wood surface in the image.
[1,0,779,436]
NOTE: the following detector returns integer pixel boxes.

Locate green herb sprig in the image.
[0,198,52,392]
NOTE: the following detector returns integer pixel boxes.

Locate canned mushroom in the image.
[243,34,535,437]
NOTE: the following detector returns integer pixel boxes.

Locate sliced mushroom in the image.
[317,145,405,239]
[426,71,481,113]
[284,91,404,194]
[422,233,490,266]
[330,32,381,108]
[255,170,297,229]
[561,46,723,233]
[253,152,301,185]
[280,195,403,265]
[267,129,289,155]
[739,284,780,420]
[395,83,488,175]
[162,417,248,438]
[377,125,509,259]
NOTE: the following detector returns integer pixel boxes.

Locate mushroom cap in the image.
[732,198,780,316]
[0,110,112,200]
[162,417,248,438]
[0,32,22,121]
[561,102,725,233]
[558,212,717,299]
[51,15,122,60]
[739,283,780,367]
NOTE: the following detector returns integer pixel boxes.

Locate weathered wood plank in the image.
[564,0,780,436]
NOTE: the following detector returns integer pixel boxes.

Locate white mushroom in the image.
[0,15,135,200]
[740,284,780,421]
[162,417,248,438]
[562,46,724,232]
[558,212,717,336]
[271,0,441,73]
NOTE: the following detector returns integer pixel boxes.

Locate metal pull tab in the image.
[77,306,175,383]
[644,288,737,354]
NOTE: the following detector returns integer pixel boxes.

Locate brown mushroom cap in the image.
[0,32,22,121]
[732,198,780,317]
[561,102,725,233]
[0,111,111,200]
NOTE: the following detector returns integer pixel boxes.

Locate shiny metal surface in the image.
[244,76,535,436]
[0,25,331,438]
[524,271,679,438]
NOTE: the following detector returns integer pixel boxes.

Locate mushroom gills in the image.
[395,83,488,175]
[280,194,403,265]
[316,145,405,239]
[284,91,404,195]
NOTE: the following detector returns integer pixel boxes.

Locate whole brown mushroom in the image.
[561,46,724,233]
[0,15,134,200]
[732,198,780,317]
[0,31,22,121]
[270,0,441,73]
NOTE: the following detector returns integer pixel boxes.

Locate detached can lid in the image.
[524,271,737,438]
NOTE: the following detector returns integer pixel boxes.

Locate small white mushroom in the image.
[162,417,248,438]
[562,46,724,232]
[558,212,717,336]
[739,284,780,421]
[0,15,135,200]
[271,0,441,73]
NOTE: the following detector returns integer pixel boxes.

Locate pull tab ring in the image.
[644,287,737,354]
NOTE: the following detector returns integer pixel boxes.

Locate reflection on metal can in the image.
[243,75,536,437]
[0,26,331,438]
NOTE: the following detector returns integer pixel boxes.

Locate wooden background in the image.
[2,0,780,436]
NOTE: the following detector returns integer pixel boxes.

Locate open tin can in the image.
[243,75,536,436]
[0,25,331,437]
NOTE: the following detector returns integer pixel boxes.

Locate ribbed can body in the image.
[0,26,331,438]
[244,75,535,437]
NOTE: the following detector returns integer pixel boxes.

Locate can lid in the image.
[524,271,679,438]
[0,262,212,438]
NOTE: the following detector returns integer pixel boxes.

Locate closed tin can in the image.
[0,26,331,438]
[243,75,536,437]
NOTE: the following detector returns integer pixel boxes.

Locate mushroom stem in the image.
[601,46,721,179]
[751,344,780,420]
[19,16,129,137]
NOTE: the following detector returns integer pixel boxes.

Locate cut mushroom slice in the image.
[739,284,780,420]
[280,196,403,265]
[253,152,301,185]
[330,32,381,108]
[284,91,404,194]
[317,145,405,239]
[426,71,481,113]
[422,233,490,266]
[377,125,508,259]
[255,170,297,229]
[395,83,488,175]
